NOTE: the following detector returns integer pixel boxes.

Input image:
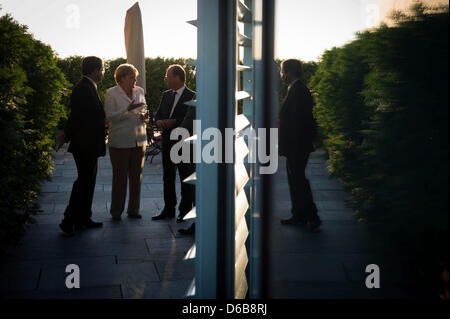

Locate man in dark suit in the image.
[59,56,106,236]
[279,59,322,231]
[152,65,196,222]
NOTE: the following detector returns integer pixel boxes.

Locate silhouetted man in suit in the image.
[59,56,106,236]
[279,59,321,231]
[152,65,196,222]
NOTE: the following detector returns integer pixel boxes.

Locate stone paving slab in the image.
[271,280,425,299]
[0,255,117,294]
[100,225,175,243]
[272,253,347,282]
[122,280,192,299]
[0,263,41,293]
[154,260,195,281]
[145,237,194,256]
[0,285,123,299]
[38,261,160,290]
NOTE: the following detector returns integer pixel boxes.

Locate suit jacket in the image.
[180,105,196,136]
[179,105,196,164]
[155,86,196,151]
[104,85,147,148]
[279,79,315,157]
[65,77,106,158]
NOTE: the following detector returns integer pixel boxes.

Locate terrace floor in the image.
[0,147,427,299]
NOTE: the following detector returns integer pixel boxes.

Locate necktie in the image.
[168,91,177,118]
[96,87,101,102]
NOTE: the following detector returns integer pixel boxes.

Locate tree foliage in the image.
[0,13,69,246]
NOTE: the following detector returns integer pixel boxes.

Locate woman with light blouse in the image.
[105,63,148,220]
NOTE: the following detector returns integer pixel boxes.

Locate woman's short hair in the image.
[114,63,139,85]
[167,64,186,82]
[281,59,303,78]
[81,56,103,76]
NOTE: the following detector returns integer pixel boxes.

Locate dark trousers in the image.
[63,151,98,226]
[162,150,195,214]
[286,152,320,222]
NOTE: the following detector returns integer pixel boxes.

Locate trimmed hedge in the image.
[0,13,69,246]
[310,3,448,259]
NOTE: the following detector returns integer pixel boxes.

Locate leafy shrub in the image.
[0,13,69,247]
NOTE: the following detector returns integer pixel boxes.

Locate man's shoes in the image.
[85,219,103,228]
[178,223,195,235]
[307,220,322,232]
[280,216,307,225]
[151,213,166,220]
[152,209,175,220]
[176,211,189,223]
[176,215,184,223]
[111,216,122,221]
[59,222,75,237]
[128,214,142,219]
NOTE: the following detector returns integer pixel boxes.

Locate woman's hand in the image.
[140,111,150,123]
[127,100,145,112]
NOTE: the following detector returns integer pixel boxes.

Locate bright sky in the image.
[1,0,446,62]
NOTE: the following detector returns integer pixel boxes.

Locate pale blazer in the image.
[105,85,148,148]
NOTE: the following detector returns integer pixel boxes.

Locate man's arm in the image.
[65,84,101,144]
[174,92,196,128]
[155,91,196,130]
[290,86,314,145]
[160,91,196,130]
[154,93,174,129]
[180,105,196,136]
[154,93,165,122]
[64,85,84,143]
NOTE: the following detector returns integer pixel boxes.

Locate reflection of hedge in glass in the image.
[310,3,448,263]
[0,13,69,246]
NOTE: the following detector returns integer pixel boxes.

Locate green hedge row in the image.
[0,13,68,247]
[310,3,448,258]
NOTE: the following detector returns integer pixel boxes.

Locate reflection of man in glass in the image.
[279,59,322,231]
